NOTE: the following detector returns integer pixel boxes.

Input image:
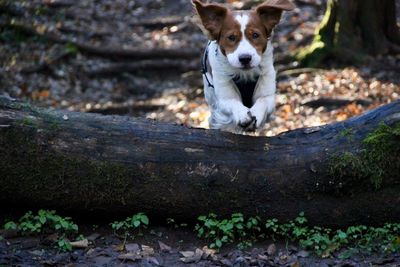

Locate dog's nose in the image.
[239,54,252,66]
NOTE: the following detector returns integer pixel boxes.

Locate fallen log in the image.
[0,96,399,227]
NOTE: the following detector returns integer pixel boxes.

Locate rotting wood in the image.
[0,97,399,227]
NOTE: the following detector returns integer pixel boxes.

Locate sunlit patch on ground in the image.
[140,67,399,136]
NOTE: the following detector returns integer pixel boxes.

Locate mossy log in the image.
[298,0,400,66]
[0,96,399,227]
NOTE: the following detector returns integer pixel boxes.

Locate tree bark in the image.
[297,0,400,66]
[0,96,399,227]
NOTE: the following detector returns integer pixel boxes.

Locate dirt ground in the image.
[1,223,400,267]
[1,0,400,266]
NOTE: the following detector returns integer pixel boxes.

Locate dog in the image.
[193,0,295,132]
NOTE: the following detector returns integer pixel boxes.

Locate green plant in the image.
[265,218,279,239]
[64,42,79,56]
[195,213,261,249]
[111,212,149,238]
[2,210,78,251]
[57,238,72,251]
[196,212,400,257]
[272,214,400,257]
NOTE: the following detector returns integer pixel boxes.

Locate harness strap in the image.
[201,41,214,88]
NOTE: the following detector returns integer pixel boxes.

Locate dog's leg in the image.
[212,76,255,129]
[250,69,276,128]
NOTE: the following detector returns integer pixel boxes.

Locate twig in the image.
[130,16,183,28]
[277,67,322,78]
[302,98,373,109]
[85,60,199,77]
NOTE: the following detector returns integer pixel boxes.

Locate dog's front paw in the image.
[234,108,256,129]
[250,95,276,128]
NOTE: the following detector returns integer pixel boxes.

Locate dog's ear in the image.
[192,0,228,40]
[256,0,295,34]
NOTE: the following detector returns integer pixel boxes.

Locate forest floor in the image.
[1,0,400,266]
[1,221,400,267]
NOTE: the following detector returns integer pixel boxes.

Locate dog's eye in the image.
[252,32,260,39]
[227,35,236,42]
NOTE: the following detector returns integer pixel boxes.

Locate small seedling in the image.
[195,213,261,250]
[111,212,149,239]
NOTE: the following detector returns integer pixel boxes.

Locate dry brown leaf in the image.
[70,239,89,248]
[158,241,172,252]
[141,245,155,257]
[125,243,140,253]
[267,244,276,256]
[179,251,195,258]
[201,246,216,259]
[118,252,141,262]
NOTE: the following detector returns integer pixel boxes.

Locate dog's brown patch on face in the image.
[217,10,242,56]
[245,10,271,55]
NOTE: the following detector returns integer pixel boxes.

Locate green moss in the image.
[296,40,328,67]
[0,127,136,207]
[329,123,400,188]
[338,128,353,138]
[295,0,334,66]
[338,128,355,142]
[18,117,37,128]
[296,0,367,66]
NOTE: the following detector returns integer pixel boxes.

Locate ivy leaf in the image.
[140,215,149,225]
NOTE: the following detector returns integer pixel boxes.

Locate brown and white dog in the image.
[193,0,295,132]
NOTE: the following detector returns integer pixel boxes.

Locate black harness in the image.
[201,41,259,108]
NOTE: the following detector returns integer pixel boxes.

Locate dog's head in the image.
[193,0,295,69]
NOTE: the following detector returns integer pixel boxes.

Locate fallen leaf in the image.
[113,243,125,252]
[297,250,309,258]
[86,233,101,241]
[141,245,155,257]
[202,246,216,259]
[118,252,141,262]
[125,243,140,253]
[267,244,276,256]
[146,256,160,266]
[158,241,172,252]
[220,258,233,266]
[179,251,195,258]
[70,239,88,248]
[86,248,95,256]
[44,233,59,244]
[179,248,203,263]
[257,254,269,261]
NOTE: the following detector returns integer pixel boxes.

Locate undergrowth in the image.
[3,210,78,251]
[195,212,400,256]
[2,211,399,257]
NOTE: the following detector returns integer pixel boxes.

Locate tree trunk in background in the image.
[0,96,399,227]
[298,0,400,66]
